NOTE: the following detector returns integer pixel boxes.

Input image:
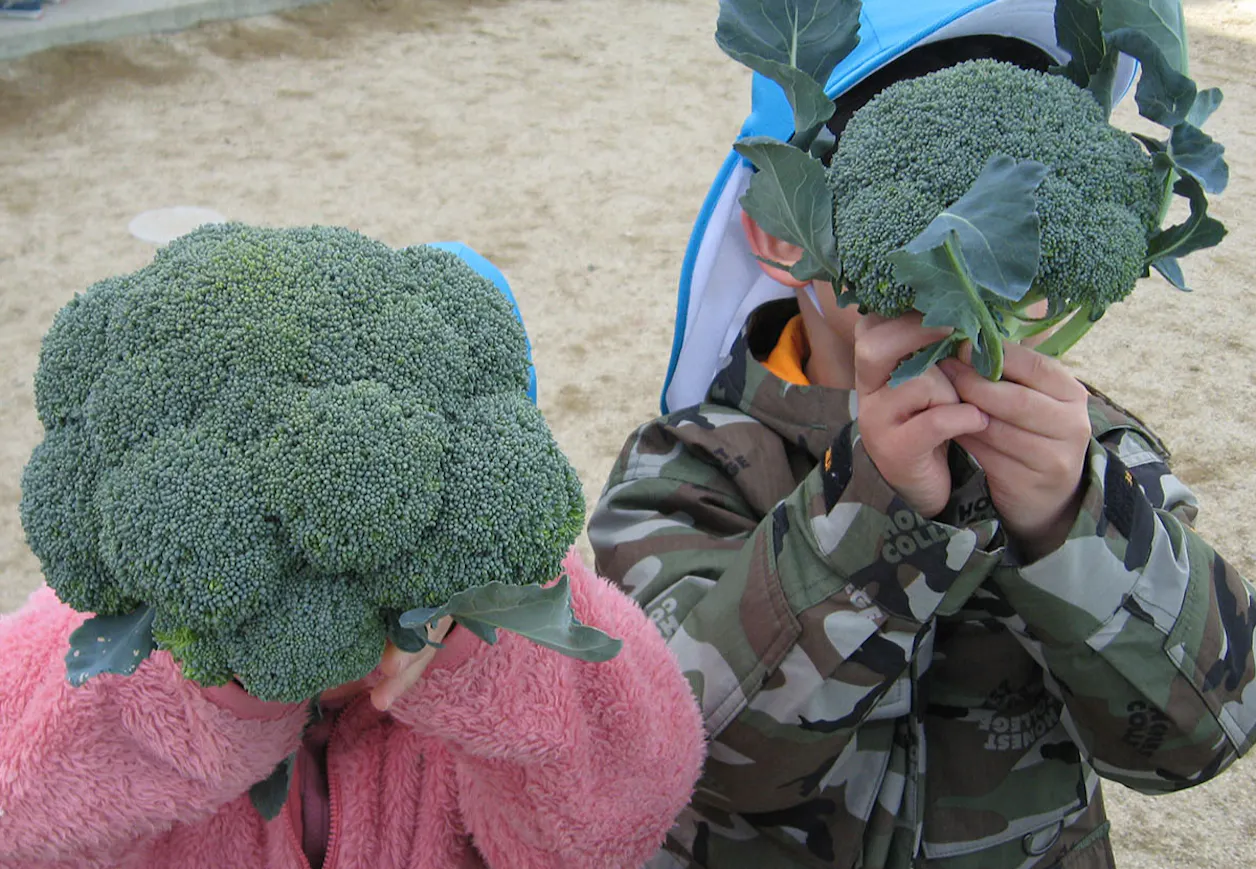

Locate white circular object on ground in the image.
[128,207,228,244]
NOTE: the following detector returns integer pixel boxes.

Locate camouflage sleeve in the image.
[988,428,1256,793]
[589,417,1001,744]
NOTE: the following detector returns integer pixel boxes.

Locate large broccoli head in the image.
[715,0,1226,383]
[827,59,1163,318]
[20,224,585,702]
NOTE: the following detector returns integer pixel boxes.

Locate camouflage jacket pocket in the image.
[919,734,1088,862]
[921,795,1114,868]
[920,623,1092,862]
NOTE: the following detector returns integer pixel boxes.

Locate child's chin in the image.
[319,678,369,703]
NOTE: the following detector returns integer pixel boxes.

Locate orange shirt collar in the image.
[762,314,811,386]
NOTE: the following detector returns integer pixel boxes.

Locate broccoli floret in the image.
[20,224,584,703]
[33,276,130,428]
[828,60,1162,328]
[94,426,286,634]
[260,382,448,575]
[228,573,388,703]
[151,615,233,688]
[369,392,587,611]
[19,422,134,616]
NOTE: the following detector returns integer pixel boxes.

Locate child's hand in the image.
[853,313,990,517]
[370,616,455,712]
[939,342,1091,561]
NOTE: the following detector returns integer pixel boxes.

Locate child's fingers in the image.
[866,403,987,517]
[855,316,955,392]
[940,359,1048,428]
[870,367,964,423]
[958,341,1087,403]
[427,616,455,645]
[952,436,1014,491]
[940,357,1087,443]
[996,344,1085,402]
[371,655,426,711]
[956,429,1085,547]
[898,402,989,450]
[372,630,449,711]
[853,311,888,335]
[371,678,404,712]
[379,616,454,675]
[379,641,420,677]
[958,419,1061,473]
[380,644,402,677]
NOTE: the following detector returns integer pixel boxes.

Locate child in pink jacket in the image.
[0,550,705,869]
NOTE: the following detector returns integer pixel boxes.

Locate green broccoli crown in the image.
[827,59,1162,317]
[21,224,584,702]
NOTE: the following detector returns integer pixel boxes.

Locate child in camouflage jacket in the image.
[588,6,1256,868]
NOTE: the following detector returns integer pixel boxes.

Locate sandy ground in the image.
[1,0,1254,864]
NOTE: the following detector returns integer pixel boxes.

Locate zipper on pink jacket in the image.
[284,694,367,869]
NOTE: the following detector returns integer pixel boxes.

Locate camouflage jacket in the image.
[589,303,1256,869]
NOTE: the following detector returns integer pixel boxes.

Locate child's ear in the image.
[740,212,807,289]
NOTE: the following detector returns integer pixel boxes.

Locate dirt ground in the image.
[1,0,1254,864]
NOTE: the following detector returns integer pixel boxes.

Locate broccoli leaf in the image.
[1133,131,1169,157]
[792,250,832,284]
[724,52,837,148]
[897,155,1049,303]
[387,608,441,653]
[400,575,623,663]
[1186,87,1222,128]
[249,752,295,821]
[1133,131,1177,193]
[890,335,965,387]
[1170,122,1229,194]
[888,248,982,340]
[1150,257,1188,291]
[715,0,862,83]
[733,136,839,281]
[884,157,1048,383]
[1103,28,1196,128]
[65,605,157,686]
[1053,0,1144,120]
[808,126,837,160]
[1145,174,1227,276]
[715,0,862,147]
[1054,0,1108,88]
[1101,0,1188,73]
[1087,47,1125,118]
[888,232,1005,382]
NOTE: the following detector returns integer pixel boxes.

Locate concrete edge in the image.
[0,0,326,62]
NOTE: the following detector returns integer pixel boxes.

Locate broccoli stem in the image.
[1006,317,1055,343]
[1008,291,1045,317]
[1003,296,1072,344]
[940,238,1005,380]
[793,124,820,155]
[1032,304,1102,358]
[1154,167,1177,227]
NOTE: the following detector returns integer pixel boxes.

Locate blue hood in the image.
[660,0,1139,414]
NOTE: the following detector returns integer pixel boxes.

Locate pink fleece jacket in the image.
[0,552,704,869]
